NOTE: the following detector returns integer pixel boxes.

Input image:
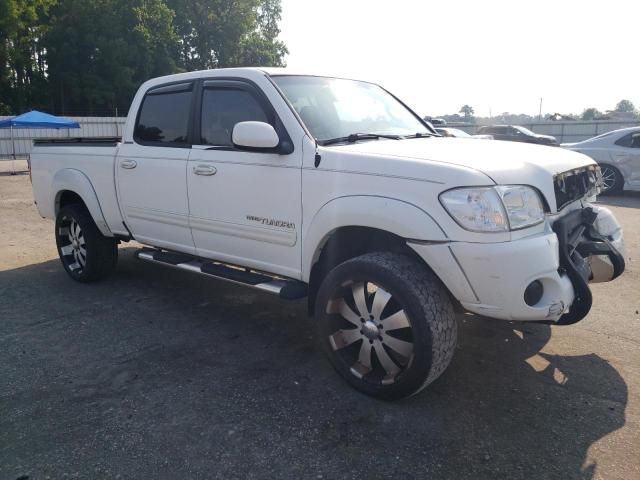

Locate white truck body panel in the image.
[31,145,126,236]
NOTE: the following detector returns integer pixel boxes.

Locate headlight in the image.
[440,185,544,232]
[495,185,545,229]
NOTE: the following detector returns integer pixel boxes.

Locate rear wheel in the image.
[55,204,118,282]
[315,252,457,400]
[599,164,623,194]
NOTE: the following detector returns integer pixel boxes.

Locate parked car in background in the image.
[477,125,558,145]
[562,127,640,194]
[424,117,446,126]
[435,127,493,140]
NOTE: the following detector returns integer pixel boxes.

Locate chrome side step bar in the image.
[135,248,308,300]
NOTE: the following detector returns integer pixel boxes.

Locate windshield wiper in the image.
[319,133,402,146]
[404,132,437,139]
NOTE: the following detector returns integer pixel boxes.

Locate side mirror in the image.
[232,121,280,151]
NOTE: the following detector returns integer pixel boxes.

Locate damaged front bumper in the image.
[409,204,625,324]
[551,204,625,324]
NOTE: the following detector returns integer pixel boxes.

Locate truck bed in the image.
[30,138,126,236]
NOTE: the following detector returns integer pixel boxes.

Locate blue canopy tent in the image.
[0,111,80,174]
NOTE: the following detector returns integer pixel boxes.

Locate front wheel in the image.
[315,252,457,400]
[55,204,118,282]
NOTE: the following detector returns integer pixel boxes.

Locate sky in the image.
[279,0,639,118]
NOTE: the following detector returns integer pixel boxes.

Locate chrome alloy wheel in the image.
[326,281,414,385]
[600,165,617,193]
[58,218,87,272]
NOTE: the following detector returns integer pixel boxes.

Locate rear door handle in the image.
[120,160,137,169]
[193,165,217,176]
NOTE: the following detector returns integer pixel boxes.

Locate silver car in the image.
[562,127,640,194]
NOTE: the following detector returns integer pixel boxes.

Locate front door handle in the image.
[193,165,217,176]
[120,159,137,169]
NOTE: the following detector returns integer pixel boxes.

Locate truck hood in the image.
[329,137,596,210]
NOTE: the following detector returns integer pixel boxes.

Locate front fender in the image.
[302,195,447,280]
[52,169,113,237]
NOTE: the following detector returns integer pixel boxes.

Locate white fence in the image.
[456,120,640,144]
[0,116,126,159]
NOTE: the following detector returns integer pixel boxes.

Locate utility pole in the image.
[538,98,543,121]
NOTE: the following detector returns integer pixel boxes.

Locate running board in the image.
[134,248,307,300]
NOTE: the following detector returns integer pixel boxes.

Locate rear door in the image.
[491,127,509,141]
[116,81,196,253]
[186,79,302,279]
[612,131,640,188]
[506,126,526,142]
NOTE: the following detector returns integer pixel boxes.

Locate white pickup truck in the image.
[30,68,626,399]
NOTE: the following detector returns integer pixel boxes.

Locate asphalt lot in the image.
[1,160,639,480]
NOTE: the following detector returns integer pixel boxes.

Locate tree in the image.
[459,104,474,121]
[235,0,288,67]
[614,99,636,113]
[0,0,55,113]
[0,0,288,115]
[43,0,180,114]
[168,0,287,70]
[581,107,602,120]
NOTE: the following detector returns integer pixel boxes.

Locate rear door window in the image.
[134,82,193,146]
[615,132,640,148]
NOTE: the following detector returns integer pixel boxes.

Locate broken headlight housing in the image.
[440,185,545,232]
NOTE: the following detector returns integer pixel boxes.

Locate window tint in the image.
[615,132,640,148]
[200,88,269,146]
[134,86,192,145]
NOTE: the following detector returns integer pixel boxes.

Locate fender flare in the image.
[302,195,447,280]
[52,168,113,237]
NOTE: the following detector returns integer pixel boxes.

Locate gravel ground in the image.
[1,160,639,480]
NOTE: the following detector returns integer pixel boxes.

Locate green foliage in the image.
[43,0,180,114]
[0,0,55,113]
[168,0,287,70]
[581,108,602,121]
[0,0,287,115]
[614,99,636,113]
[458,104,474,121]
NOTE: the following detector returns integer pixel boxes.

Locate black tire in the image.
[315,252,457,400]
[55,204,118,282]
[599,164,623,195]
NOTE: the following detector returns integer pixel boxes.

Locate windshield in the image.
[272,75,431,142]
[449,128,471,137]
[515,126,536,136]
[584,130,619,142]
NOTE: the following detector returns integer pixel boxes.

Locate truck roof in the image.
[141,67,368,87]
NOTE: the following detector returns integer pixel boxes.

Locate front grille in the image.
[554,165,600,211]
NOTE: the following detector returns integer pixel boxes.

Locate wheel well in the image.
[307,226,428,315]
[56,190,85,214]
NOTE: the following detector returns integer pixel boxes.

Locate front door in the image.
[187,80,302,279]
[116,81,195,254]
